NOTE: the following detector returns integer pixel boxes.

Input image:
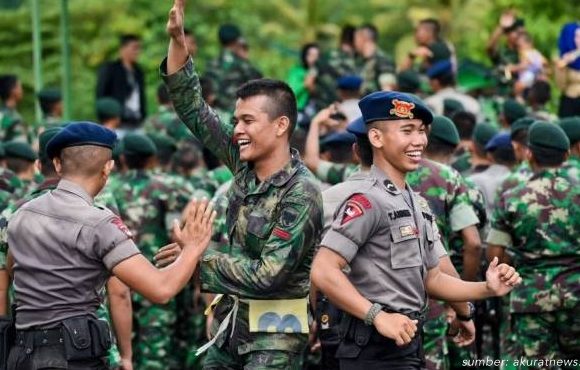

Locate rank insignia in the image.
[399,225,416,237]
[390,99,415,119]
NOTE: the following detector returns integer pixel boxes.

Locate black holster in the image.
[0,315,15,370]
[61,316,111,361]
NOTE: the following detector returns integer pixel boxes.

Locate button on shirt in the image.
[8,179,140,329]
[321,166,446,313]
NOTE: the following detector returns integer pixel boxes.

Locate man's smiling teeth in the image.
[406,150,422,158]
[238,139,251,149]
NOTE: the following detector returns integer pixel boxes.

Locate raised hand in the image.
[374,311,418,346]
[167,0,185,41]
[173,199,216,252]
[485,257,522,296]
[154,243,182,268]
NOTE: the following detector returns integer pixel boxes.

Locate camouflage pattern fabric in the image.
[356,49,396,96]
[493,161,532,206]
[314,49,357,108]
[162,57,323,368]
[204,50,262,112]
[0,104,27,142]
[144,105,193,144]
[315,161,360,186]
[487,167,580,364]
[450,151,472,176]
[0,167,22,194]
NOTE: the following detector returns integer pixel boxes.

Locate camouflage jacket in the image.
[204,50,262,112]
[356,49,396,96]
[494,161,532,205]
[162,58,323,299]
[314,49,357,108]
[0,104,26,142]
[315,160,360,186]
[0,167,22,194]
[486,167,580,313]
[143,105,193,143]
[406,159,480,251]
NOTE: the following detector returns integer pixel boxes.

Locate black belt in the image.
[15,328,64,347]
[382,308,426,322]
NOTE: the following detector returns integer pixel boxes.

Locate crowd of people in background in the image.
[0,7,578,370]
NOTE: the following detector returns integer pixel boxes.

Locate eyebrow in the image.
[399,123,426,130]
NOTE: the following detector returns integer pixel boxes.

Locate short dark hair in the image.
[0,74,18,101]
[120,34,140,47]
[123,153,150,170]
[300,43,319,69]
[40,156,57,177]
[236,79,298,138]
[511,129,528,146]
[157,84,171,105]
[358,24,378,42]
[425,139,457,157]
[355,135,373,167]
[530,147,567,167]
[490,146,516,166]
[39,99,59,116]
[527,80,551,106]
[340,25,356,46]
[172,143,202,172]
[452,111,477,140]
[419,18,441,37]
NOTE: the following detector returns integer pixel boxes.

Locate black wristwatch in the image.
[456,302,475,321]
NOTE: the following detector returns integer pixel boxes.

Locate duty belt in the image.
[15,328,64,348]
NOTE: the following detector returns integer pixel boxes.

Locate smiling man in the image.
[160,1,323,369]
[311,91,522,370]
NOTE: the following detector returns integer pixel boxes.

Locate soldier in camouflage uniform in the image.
[487,122,580,368]
[406,116,483,370]
[559,117,580,174]
[0,127,132,368]
[353,24,396,96]
[204,24,262,113]
[172,143,219,200]
[162,3,323,368]
[3,141,39,199]
[36,88,63,132]
[111,133,182,370]
[144,84,193,144]
[0,75,27,142]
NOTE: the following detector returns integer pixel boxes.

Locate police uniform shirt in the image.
[8,179,140,329]
[321,165,446,313]
[322,170,370,234]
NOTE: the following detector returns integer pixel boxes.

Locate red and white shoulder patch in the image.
[341,194,372,225]
[111,217,133,239]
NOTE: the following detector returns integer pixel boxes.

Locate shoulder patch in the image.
[341,200,364,225]
[111,217,133,239]
[350,194,372,209]
[273,227,291,241]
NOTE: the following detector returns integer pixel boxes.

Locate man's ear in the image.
[103,159,115,177]
[34,159,41,173]
[367,127,384,149]
[52,157,63,176]
[276,116,291,138]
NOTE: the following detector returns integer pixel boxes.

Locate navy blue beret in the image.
[358,91,433,125]
[346,117,366,136]
[485,132,512,151]
[426,59,453,79]
[46,121,117,159]
[337,75,363,91]
[320,131,356,148]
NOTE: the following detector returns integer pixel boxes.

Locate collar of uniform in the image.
[56,179,94,205]
[34,178,60,193]
[369,165,402,195]
[245,148,301,189]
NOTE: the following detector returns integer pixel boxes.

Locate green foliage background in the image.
[0,0,578,124]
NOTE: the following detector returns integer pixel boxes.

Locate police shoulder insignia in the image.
[341,194,371,225]
[111,217,133,238]
[389,99,415,119]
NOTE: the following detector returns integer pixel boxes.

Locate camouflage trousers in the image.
[202,296,308,370]
[174,282,207,370]
[95,302,122,368]
[133,296,178,370]
[501,305,580,370]
[423,300,474,370]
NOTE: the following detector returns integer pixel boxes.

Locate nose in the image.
[412,130,428,147]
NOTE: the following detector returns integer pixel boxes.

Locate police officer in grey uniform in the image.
[5,122,215,369]
[311,91,522,369]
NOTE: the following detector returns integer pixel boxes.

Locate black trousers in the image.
[336,315,425,370]
[559,95,580,118]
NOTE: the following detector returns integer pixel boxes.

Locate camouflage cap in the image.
[429,114,460,146]
[96,97,122,119]
[502,99,527,124]
[4,141,37,162]
[39,127,62,160]
[528,121,570,152]
[558,116,580,145]
[510,117,535,139]
[122,133,157,157]
[472,123,499,147]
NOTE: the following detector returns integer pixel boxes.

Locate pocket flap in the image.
[62,317,91,350]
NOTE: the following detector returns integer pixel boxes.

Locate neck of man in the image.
[373,155,406,190]
[17,167,35,182]
[121,56,134,70]
[362,43,377,59]
[425,152,452,165]
[254,145,292,182]
[3,98,17,109]
[471,152,491,167]
[62,175,101,199]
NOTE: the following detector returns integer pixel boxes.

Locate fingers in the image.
[172,219,183,244]
[505,271,522,287]
[193,198,208,225]
[489,256,498,269]
[202,200,215,226]
[500,265,515,280]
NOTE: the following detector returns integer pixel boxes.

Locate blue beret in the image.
[320,131,356,148]
[346,117,366,136]
[358,91,433,125]
[337,75,363,91]
[485,132,512,151]
[426,59,453,79]
[46,121,117,159]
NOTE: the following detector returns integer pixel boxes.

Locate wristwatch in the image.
[456,302,475,322]
[364,303,383,326]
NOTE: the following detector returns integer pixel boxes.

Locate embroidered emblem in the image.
[341,201,364,225]
[390,99,415,119]
[111,217,133,238]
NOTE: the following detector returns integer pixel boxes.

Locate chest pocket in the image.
[389,222,422,269]
[245,210,274,258]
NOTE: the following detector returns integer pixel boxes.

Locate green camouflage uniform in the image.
[186,169,219,200]
[144,105,194,144]
[111,169,182,370]
[206,165,234,188]
[487,167,580,368]
[0,178,124,367]
[162,57,323,370]
[0,167,22,194]
[494,161,533,205]
[314,49,357,108]
[407,159,480,370]
[204,50,262,112]
[0,104,27,142]
[356,49,396,96]
[450,151,472,176]
[315,160,360,186]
